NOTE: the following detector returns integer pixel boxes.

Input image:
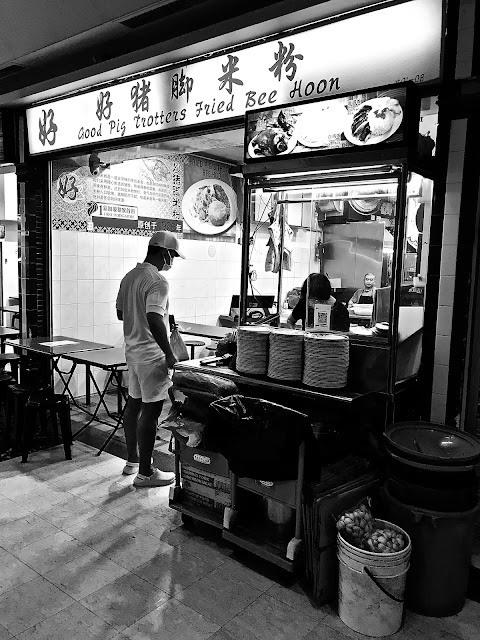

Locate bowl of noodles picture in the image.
[182,179,238,235]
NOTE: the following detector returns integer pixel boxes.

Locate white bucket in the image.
[337,519,411,637]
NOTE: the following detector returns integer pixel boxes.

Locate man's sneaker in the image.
[133,468,175,487]
[122,457,154,475]
[122,461,139,475]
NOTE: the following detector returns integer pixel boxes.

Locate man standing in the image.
[116,230,184,487]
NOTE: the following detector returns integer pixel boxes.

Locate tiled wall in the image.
[52,230,241,396]
[456,0,476,79]
[430,119,467,422]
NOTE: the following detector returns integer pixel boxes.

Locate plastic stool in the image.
[22,394,72,462]
[183,340,205,359]
[0,353,20,382]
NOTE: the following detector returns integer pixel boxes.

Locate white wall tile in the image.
[124,258,138,273]
[94,325,110,345]
[443,216,460,245]
[78,233,94,256]
[94,280,110,303]
[432,364,449,396]
[52,284,61,306]
[78,303,94,327]
[195,298,207,317]
[109,234,124,257]
[446,151,465,183]
[137,236,149,256]
[60,280,78,305]
[434,335,451,366]
[52,230,61,256]
[52,304,61,333]
[78,257,94,280]
[109,280,121,303]
[78,280,94,304]
[123,235,138,258]
[440,245,457,276]
[430,393,447,423]
[94,302,111,325]
[77,326,94,341]
[438,276,455,306]
[94,256,109,279]
[449,120,467,152]
[109,323,124,346]
[60,256,78,280]
[109,257,124,280]
[206,281,216,298]
[61,231,78,256]
[436,306,453,336]
[52,255,61,281]
[60,304,78,328]
[173,298,186,318]
[444,189,461,218]
[93,233,109,256]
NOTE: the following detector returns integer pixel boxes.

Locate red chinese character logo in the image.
[96,91,113,121]
[218,55,243,94]
[131,80,151,113]
[38,109,58,146]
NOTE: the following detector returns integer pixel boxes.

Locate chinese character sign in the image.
[27,0,442,154]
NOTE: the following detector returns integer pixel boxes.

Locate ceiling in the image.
[0,0,380,106]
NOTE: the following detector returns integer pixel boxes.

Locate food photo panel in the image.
[245,83,416,161]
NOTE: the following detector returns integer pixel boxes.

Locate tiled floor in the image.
[0,443,479,640]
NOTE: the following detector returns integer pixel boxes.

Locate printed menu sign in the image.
[26,0,441,155]
[245,84,416,161]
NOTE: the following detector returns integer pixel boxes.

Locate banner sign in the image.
[51,154,240,241]
[245,83,418,161]
[26,0,442,155]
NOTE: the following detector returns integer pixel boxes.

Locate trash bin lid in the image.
[385,422,480,466]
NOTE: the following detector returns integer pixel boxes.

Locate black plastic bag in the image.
[205,394,312,480]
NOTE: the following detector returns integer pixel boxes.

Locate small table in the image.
[60,347,128,455]
[7,336,112,402]
[0,327,19,353]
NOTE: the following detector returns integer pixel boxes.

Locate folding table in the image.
[60,347,128,455]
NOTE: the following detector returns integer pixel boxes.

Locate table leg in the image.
[85,364,91,405]
[1,338,5,354]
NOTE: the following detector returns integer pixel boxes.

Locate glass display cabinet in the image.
[239,82,435,417]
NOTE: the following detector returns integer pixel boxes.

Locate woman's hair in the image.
[301,273,331,301]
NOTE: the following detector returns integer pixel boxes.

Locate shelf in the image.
[222,524,298,572]
[169,500,224,530]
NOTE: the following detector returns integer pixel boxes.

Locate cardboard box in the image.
[180,446,229,477]
[181,464,230,493]
[238,477,297,508]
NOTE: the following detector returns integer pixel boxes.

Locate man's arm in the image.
[147,312,177,369]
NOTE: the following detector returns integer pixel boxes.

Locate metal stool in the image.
[5,384,53,455]
[183,340,205,360]
[0,372,15,431]
[0,353,20,382]
[22,393,72,462]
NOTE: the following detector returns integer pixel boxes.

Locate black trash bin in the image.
[382,482,480,616]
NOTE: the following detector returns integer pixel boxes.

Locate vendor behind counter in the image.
[286,274,350,332]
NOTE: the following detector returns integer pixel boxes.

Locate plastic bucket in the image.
[337,519,411,637]
[382,482,480,616]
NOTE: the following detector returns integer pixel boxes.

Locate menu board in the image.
[245,83,417,161]
[51,153,240,241]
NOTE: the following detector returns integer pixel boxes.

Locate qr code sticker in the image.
[317,312,328,325]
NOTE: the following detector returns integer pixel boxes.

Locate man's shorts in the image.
[127,359,172,403]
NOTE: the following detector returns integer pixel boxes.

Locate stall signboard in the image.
[244,83,419,161]
[51,153,240,241]
[26,0,442,155]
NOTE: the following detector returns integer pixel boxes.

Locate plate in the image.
[295,104,347,148]
[247,131,297,158]
[182,179,238,236]
[344,97,403,147]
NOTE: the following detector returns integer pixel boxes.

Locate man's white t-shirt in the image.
[116,262,169,365]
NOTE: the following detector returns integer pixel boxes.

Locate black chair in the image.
[22,393,72,463]
[0,353,20,382]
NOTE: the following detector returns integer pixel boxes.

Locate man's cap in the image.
[148,230,185,259]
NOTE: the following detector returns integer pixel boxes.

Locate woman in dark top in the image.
[286,273,350,331]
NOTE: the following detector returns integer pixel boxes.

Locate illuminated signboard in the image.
[26,0,442,155]
[245,83,419,161]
